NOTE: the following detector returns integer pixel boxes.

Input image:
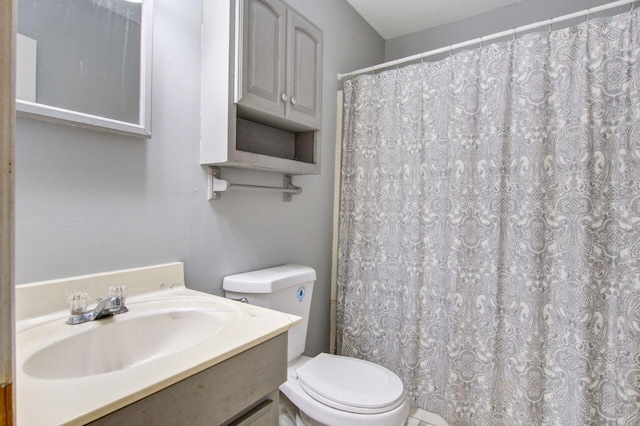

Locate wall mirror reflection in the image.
[16,0,153,137]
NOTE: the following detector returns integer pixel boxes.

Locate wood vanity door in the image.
[237,0,287,118]
[284,8,322,129]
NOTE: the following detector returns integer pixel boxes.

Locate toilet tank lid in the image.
[223,265,316,293]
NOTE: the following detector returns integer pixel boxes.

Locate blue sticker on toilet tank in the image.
[297,286,306,302]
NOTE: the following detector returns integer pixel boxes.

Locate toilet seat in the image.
[281,355,410,426]
[295,354,405,414]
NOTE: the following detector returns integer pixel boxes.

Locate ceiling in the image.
[346,0,525,40]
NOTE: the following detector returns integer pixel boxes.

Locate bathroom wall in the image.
[14,0,384,356]
[385,0,628,61]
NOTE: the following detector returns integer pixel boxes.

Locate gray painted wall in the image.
[15,0,383,357]
[385,0,630,61]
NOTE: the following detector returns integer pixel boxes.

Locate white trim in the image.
[338,0,637,81]
[15,0,153,137]
[16,100,150,137]
[329,91,343,354]
[139,0,153,136]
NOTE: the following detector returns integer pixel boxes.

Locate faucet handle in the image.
[109,285,128,305]
[67,292,90,315]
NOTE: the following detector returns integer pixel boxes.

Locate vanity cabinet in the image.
[237,0,323,130]
[88,333,287,426]
[201,0,323,175]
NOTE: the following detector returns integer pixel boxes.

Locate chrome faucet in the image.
[66,287,129,325]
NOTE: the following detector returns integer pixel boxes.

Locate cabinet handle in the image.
[290,97,298,105]
[281,93,288,102]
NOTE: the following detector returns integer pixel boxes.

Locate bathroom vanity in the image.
[15,263,300,425]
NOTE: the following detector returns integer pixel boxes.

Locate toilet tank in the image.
[223,265,316,362]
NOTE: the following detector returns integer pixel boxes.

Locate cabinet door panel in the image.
[285,9,322,129]
[238,0,287,117]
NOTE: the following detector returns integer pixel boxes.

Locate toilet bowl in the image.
[281,355,409,426]
[223,265,410,426]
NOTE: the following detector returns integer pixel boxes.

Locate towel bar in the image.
[207,167,302,202]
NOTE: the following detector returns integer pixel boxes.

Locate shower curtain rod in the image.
[337,0,637,81]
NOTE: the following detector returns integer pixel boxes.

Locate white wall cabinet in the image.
[201,0,323,175]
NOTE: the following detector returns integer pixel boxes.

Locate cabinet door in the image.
[285,9,323,130]
[238,0,287,117]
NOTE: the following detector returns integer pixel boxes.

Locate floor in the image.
[407,408,449,426]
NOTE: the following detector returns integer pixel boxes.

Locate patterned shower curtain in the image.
[336,9,640,425]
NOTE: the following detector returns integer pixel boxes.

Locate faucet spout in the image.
[93,296,123,320]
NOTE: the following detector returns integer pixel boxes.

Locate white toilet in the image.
[223,265,410,426]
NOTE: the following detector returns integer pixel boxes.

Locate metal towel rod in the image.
[207,167,302,202]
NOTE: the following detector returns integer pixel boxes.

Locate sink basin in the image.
[23,308,227,379]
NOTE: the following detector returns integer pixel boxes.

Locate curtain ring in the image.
[632,2,635,11]
[480,36,483,49]
[512,27,517,42]
[421,55,424,64]
[586,8,590,22]
[548,18,553,33]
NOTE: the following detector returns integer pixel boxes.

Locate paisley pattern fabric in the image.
[337,10,640,425]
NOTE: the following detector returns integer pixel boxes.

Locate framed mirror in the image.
[16,0,153,137]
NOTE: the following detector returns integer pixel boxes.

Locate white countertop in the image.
[16,263,300,425]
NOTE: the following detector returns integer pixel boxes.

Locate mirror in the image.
[16,0,153,137]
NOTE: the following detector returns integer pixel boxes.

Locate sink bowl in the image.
[23,308,227,380]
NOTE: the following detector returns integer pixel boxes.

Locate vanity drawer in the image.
[230,399,275,426]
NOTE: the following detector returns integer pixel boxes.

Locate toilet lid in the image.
[295,353,405,414]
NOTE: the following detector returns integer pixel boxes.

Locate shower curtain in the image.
[336,9,640,426]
